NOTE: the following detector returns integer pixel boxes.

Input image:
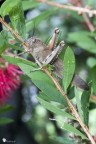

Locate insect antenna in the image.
[32,20,36,37]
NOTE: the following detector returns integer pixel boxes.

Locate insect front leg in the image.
[16,50,32,56]
[30,56,43,72]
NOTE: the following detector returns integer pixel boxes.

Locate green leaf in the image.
[37,81,67,105]
[37,97,75,120]
[2,54,36,67]
[87,57,96,68]
[61,123,87,139]
[68,86,75,99]
[0,105,14,114]
[75,87,83,121]
[81,89,91,126]
[0,118,13,125]
[63,47,75,92]
[8,43,24,51]
[67,32,96,54]
[0,30,9,54]
[38,90,67,105]
[9,1,26,38]
[26,9,57,33]
[90,66,96,95]
[75,87,90,126]
[1,0,21,17]
[50,136,76,144]
[18,63,67,105]
[22,0,39,11]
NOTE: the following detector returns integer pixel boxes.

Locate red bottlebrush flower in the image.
[94,135,96,142]
[0,58,23,104]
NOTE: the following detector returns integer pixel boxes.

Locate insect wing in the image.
[42,43,64,65]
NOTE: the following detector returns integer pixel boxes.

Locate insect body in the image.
[26,28,64,66]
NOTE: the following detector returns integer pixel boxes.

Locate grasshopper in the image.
[25,28,89,90]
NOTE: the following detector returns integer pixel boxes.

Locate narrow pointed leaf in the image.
[61,123,87,139]
[75,87,91,126]
[50,136,76,144]
[2,55,36,67]
[0,105,14,114]
[0,118,13,125]
[81,89,91,126]
[37,97,75,120]
[1,0,21,17]
[75,87,83,120]
[90,66,96,95]
[22,0,39,11]
[9,1,26,38]
[63,47,75,92]
[67,32,96,54]
[0,30,9,54]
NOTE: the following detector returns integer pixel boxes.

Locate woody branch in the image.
[37,0,96,17]
[75,0,95,32]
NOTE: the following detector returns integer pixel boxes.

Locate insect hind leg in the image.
[47,28,59,50]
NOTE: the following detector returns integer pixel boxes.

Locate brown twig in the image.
[37,0,96,16]
[75,1,95,32]
[82,13,95,32]
[0,17,95,144]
